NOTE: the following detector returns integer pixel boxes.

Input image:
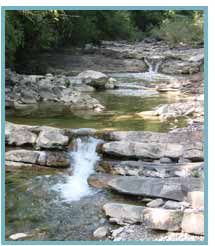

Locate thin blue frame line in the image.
[1,6,6,246]
[203,7,208,245]
[1,6,208,246]
[1,6,208,11]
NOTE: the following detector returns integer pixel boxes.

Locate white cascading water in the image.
[53,137,102,202]
[144,58,162,74]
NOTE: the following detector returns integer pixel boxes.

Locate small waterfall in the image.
[145,58,162,74]
[53,137,102,202]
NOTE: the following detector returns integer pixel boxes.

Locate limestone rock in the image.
[146,199,164,208]
[103,203,144,225]
[187,191,204,209]
[6,149,40,164]
[93,226,108,239]
[108,176,203,201]
[144,208,183,231]
[36,127,69,149]
[181,210,204,235]
[102,141,183,160]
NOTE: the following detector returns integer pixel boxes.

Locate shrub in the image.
[150,15,203,46]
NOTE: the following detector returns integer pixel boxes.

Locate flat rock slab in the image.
[108,176,203,201]
[102,141,183,160]
[144,208,183,231]
[181,210,204,235]
[104,130,203,145]
[6,149,70,168]
[103,203,144,225]
[98,160,203,178]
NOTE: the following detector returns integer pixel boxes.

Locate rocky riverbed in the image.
[5,40,205,242]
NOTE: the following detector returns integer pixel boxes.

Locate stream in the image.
[6,72,189,241]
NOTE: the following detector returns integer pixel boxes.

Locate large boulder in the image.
[181,210,204,235]
[36,127,69,149]
[77,70,107,80]
[102,141,183,160]
[144,208,183,231]
[6,122,38,146]
[108,176,203,201]
[103,203,144,225]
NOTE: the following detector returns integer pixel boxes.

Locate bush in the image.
[5,11,24,67]
[150,15,203,46]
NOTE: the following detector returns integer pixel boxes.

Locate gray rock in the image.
[108,176,203,201]
[38,151,70,168]
[5,149,70,168]
[160,157,172,164]
[6,149,40,164]
[163,201,189,210]
[144,208,183,231]
[77,70,107,80]
[6,122,37,146]
[103,130,203,145]
[181,210,204,235]
[98,160,203,178]
[103,203,144,225]
[93,226,108,239]
[146,199,164,208]
[187,191,204,209]
[88,173,115,189]
[102,141,183,160]
[36,127,69,149]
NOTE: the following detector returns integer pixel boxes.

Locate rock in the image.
[102,141,183,160]
[36,127,69,149]
[77,70,107,80]
[93,226,108,239]
[103,129,203,145]
[160,59,201,75]
[152,101,204,120]
[9,232,29,240]
[144,208,183,231]
[98,160,204,178]
[111,227,124,237]
[67,128,97,138]
[108,176,203,201]
[163,201,189,210]
[181,210,204,235]
[6,122,37,146]
[5,161,33,167]
[146,199,164,208]
[187,191,204,209]
[5,149,70,168]
[183,143,204,162]
[38,151,70,168]
[103,203,144,225]
[160,157,172,164]
[132,161,202,178]
[6,149,40,164]
[88,173,114,189]
[87,77,109,90]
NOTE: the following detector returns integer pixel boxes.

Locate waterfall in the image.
[145,58,162,74]
[53,137,102,202]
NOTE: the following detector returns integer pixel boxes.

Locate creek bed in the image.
[5,89,189,241]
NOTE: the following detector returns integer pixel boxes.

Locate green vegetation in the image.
[150,11,203,46]
[5,10,204,68]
